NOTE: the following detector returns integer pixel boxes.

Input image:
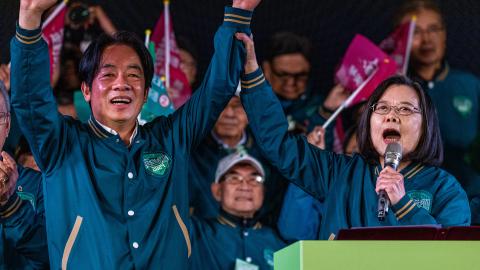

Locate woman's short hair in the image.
[357,75,443,166]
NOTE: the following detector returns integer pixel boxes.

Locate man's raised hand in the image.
[19,0,57,30]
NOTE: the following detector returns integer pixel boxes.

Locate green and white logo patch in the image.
[407,190,433,213]
[17,191,37,211]
[453,96,473,117]
[143,152,171,176]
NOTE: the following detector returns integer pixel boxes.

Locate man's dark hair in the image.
[264,32,312,63]
[79,31,154,90]
[357,75,443,166]
[393,0,444,27]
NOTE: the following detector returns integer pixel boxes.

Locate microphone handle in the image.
[377,189,390,221]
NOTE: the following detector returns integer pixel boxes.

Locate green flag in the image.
[139,75,175,124]
[138,40,175,124]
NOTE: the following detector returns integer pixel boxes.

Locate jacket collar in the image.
[88,116,138,145]
[374,161,425,180]
[217,208,262,229]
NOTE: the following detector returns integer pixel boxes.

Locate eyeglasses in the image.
[371,102,421,116]
[222,173,264,186]
[413,25,444,38]
[270,65,309,84]
[0,112,9,125]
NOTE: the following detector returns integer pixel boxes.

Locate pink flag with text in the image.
[379,19,416,74]
[151,12,191,109]
[42,1,67,81]
[335,34,397,106]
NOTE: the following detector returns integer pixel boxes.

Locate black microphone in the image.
[377,142,402,221]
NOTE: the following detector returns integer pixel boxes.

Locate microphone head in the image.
[384,142,402,170]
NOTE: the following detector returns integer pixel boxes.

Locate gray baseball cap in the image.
[214,152,265,183]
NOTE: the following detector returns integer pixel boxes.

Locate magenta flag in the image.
[42,1,67,81]
[335,34,397,107]
[380,19,416,74]
[151,10,191,109]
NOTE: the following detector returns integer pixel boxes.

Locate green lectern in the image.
[274,240,480,270]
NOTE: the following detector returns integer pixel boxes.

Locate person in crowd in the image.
[189,93,288,226]
[54,45,83,94]
[189,152,285,270]
[10,0,260,268]
[395,0,480,223]
[239,41,471,238]
[0,65,23,156]
[177,36,198,89]
[63,0,117,52]
[0,80,47,269]
[262,32,352,151]
[262,32,322,134]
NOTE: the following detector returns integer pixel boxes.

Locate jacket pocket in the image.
[62,216,83,270]
[172,205,191,258]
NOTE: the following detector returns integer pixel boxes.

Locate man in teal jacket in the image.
[190,152,285,270]
[189,95,288,226]
[238,44,470,238]
[11,0,261,268]
[0,80,47,269]
[1,165,47,270]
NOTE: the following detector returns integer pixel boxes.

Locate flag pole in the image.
[322,68,379,129]
[402,16,416,75]
[144,29,151,48]
[164,0,171,89]
[43,0,68,29]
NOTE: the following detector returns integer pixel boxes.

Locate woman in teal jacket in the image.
[240,70,470,239]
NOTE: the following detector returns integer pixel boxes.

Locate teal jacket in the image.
[189,131,288,226]
[0,167,48,269]
[10,6,251,269]
[240,69,471,239]
[189,210,285,270]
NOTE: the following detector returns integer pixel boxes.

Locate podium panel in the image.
[274,241,480,270]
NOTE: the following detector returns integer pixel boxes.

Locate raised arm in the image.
[11,0,68,173]
[238,35,348,200]
[148,0,261,152]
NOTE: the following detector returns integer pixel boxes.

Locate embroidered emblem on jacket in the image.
[143,152,171,176]
[17,191,36,211]
[407,190,433,213]
[453,96,472,117]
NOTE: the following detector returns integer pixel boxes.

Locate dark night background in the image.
[1,0,479,96]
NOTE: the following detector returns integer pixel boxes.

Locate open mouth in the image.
[382,128,401,144]
[110,96,132,105]
[235,196,253,202]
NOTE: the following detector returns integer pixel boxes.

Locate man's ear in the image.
[81,82,92,102]
[211,182,222,203]
[262,60,272,82]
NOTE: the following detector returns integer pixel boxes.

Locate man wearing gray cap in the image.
[189,151,285,270]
